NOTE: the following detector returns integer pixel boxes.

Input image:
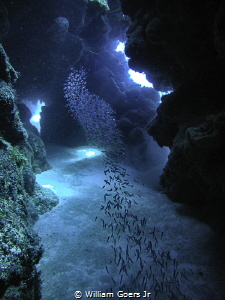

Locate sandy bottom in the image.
[33,143,225,300]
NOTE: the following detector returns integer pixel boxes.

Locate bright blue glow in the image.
[159,91,173,101]
[116,41,125,52]
[30,100,45,132]
[83,150,96,157]
[128,70,153,88]
[115,41,153,88]
[31,114,41,123]
[75,148,102,160]
[115,41,128,62]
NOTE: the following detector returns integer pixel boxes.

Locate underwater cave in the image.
[0,0,225,299]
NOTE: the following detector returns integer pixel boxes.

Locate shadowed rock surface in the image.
[0,43,58,300]
[120,0,225,233]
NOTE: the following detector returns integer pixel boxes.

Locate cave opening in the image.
[0,0,225,299]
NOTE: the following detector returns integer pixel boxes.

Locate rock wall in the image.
[0,44,58,299]
[120,0,225,233]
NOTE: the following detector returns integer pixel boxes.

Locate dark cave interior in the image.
[0,0,225,299]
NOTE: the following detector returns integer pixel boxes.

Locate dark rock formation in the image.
[0,43,58,299]
[0,1,9,40]
[1,0,160,151]
[121,0,225,233]
[17,103,51,174]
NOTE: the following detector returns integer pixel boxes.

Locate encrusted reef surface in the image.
[121,0,225,233]
[0,44,58,299]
